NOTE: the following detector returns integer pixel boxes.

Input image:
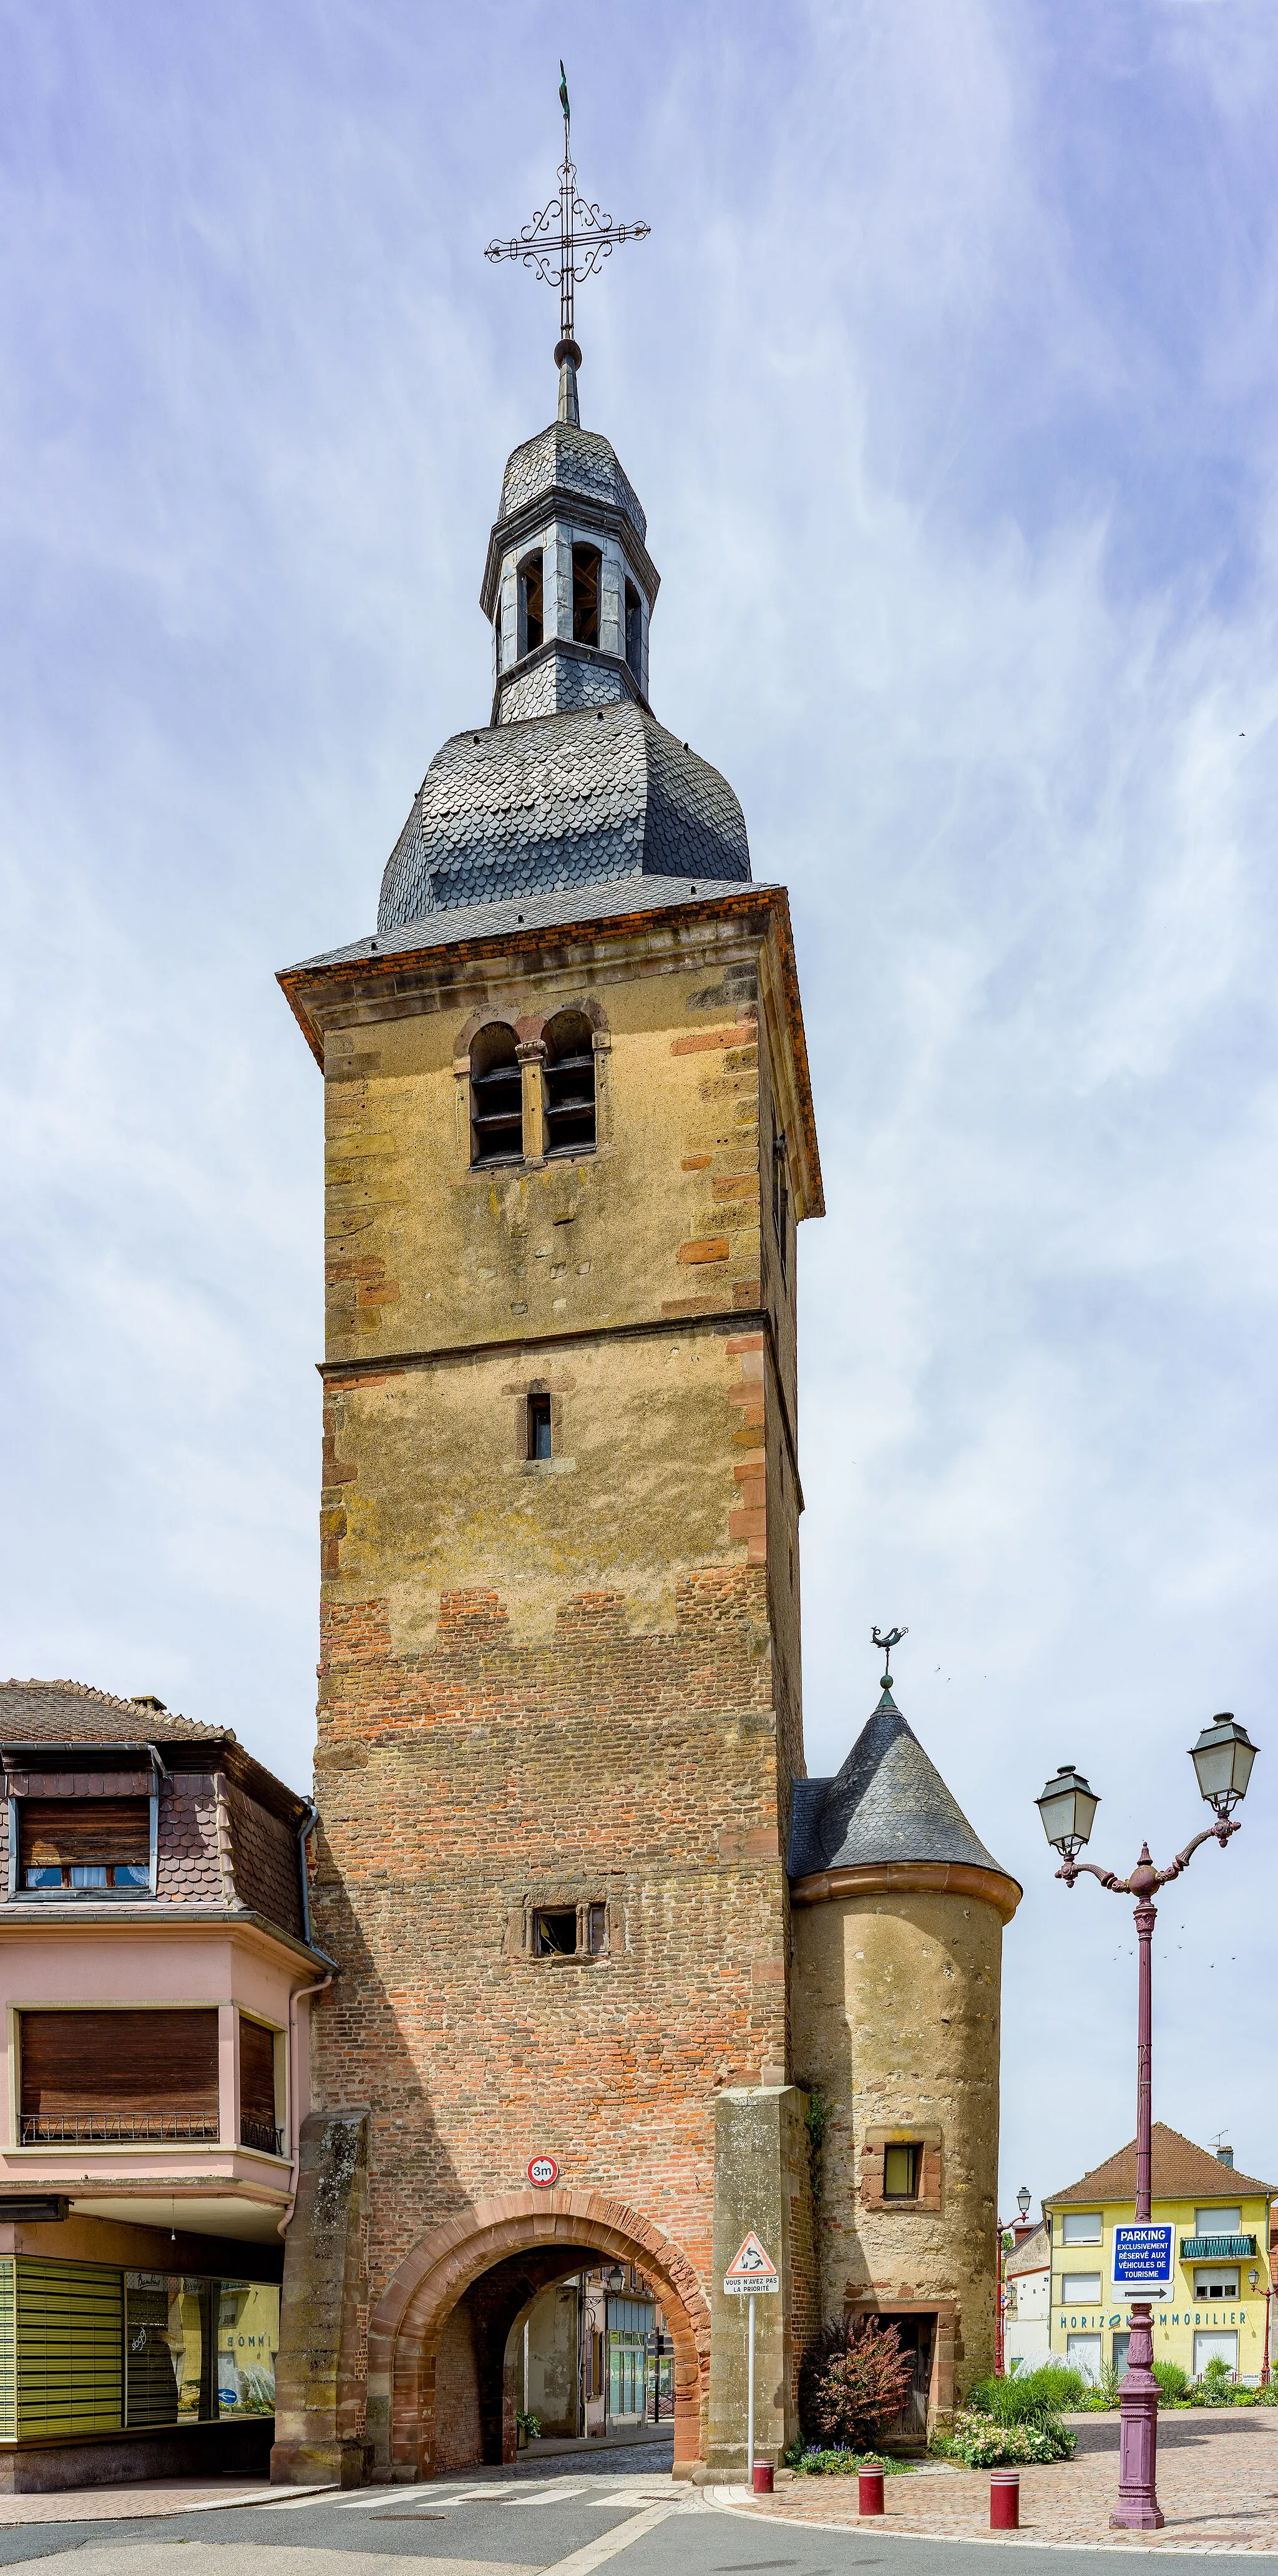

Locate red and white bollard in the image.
[752,2461,774,2495]
[858,2467,885,2517]
[990,2471,1020,2530]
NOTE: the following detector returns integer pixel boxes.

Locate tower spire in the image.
[485,66,651,396]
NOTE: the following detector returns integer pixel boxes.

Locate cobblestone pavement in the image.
[713,2411,1278,2551]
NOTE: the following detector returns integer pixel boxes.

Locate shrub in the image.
[968,2365,1088,2425]
[932,2411,1076,2467]
[782,2444,907,2476]
[1152,2361,1189,2403]
[799,2319,915,2451]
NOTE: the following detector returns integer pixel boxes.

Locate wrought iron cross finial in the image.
[484,67,650,373]
[871,1625,909,1682]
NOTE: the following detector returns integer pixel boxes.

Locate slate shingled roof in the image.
[499,421,646,542]
[788,1684,1015,1883]
[0,1678,231,1746]
[377,703,749,931]
[1048,2123,1274,2206]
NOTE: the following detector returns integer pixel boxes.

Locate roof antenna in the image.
[484,63,651,424]
[871,1625,908,1688]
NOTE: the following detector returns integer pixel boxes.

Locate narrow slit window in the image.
[517,550,544,657]
[572,543,601,647]
[469,1024,523,1167]
[625,580,643,683]
[494,608,503,675]
[771,1126,789,1281]
[883,2142,921,2199]
[543,1011,596,1157]
[527,1393,552,1460]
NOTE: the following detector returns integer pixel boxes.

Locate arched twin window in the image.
[468,1014,597,1167]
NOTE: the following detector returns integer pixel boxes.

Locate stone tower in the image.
[271,361,822,2486]
[790,1678,1021,2421]
[270,358,1018,2485]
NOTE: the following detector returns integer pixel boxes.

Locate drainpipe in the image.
[278,1968,334,2236]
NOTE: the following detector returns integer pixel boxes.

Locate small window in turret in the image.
[625,581,643,685]
[470,1024,524,1167]
[518,551,544,657]
[544,1012,596,1156]
[572,543,601,647]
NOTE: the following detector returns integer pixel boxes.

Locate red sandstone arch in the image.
[367,2190,710,2481]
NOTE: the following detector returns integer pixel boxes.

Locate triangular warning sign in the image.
[724,2230,778,2281]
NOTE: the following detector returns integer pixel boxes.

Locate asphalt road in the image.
[1,2456,1276,2576]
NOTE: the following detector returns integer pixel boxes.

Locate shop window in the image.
[884,2143,921,2199]
[1066,2331,1102,2383]
[543,1011,595,1156]
[124,2270,280,2426]
[625,580,643,682]
[1061,2211,1103,2245]
[518,549,544,657]
[469,1024,524,1167]
[572,542,601,647]
[19,2007,219,2145]
[17,1797,150,1893]
[1193,2329,1237,2381]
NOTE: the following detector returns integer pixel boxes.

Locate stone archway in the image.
[367,2190,710,2481]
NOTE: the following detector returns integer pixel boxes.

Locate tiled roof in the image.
[376,703,749,931]
[294,869,776,976]
[499,421,646,542]
[788,1685,1014,1883]
[1048,2123,1274,2205]
[0,1678,231,1746]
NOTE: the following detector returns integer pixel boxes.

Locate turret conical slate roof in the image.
[788,1684,1013,1884]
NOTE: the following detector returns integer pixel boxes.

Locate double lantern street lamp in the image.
[1035,1714,1259,2532]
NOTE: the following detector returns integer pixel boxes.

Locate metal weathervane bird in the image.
[485,64,650,378]
[871,1625,909,1683]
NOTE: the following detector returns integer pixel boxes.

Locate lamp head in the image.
[1190,1713,1257,1818]
[1017,2186,1032,2219]
[1035,1761,1099,1856]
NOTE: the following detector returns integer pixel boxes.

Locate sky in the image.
[2,0,1276,2218]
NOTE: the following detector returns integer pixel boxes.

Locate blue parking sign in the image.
[1113,2224,1173,2293]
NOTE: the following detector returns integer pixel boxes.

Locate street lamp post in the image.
[1035,1714,1259,2532]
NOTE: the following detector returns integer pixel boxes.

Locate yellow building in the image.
[1045,2124,1273,2386]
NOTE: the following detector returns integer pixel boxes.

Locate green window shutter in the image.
[16,2260,123,2436]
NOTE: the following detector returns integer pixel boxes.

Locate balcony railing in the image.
[1179,2233,1257,2261]
[240,2114,285,2157]
[20,2112,220,2145]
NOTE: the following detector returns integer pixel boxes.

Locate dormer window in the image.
[469,1025,524,1167]
[19,1797,151,1893]
[625,580,643,685]
[572,543,602,648]
[517,549,544,658]
[544,1012,595,1156]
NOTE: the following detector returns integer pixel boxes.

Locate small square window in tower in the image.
[469,1024,524,1167]
[517,550,544,659]
[884,2142,921,2199]
[527,1393,552,1461]
[625,580,643,685]
[543,1011,596,1156]
[533,1908,578,1957]
[572,543,602,648]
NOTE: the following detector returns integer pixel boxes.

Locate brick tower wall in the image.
[295,899,819,2466]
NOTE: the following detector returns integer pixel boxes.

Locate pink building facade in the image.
[0,1678,326,2490]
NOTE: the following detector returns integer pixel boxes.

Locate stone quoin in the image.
[268,331,1020,2483]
